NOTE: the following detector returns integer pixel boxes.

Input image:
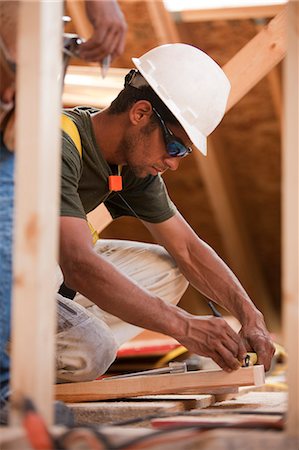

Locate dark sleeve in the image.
[60,132,86,219]
[104,170,177,223]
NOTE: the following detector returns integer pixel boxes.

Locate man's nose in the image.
[164,157,180,171]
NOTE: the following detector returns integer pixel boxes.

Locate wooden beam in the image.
[174,4,285,23]
[10,0,63,426]
[56,365,264,403]
[224,7,287,112]
[193,139,280,330]
[255,19,283,125]
[63,66,128,109]
[146,0,179,44]
[282,0,299,437]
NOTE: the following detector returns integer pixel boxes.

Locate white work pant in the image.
[56,239,188,383]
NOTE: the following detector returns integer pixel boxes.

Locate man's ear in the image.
[129,100,153,125]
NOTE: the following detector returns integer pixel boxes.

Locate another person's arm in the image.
[143,212,275,371]
[78,0,127,63]
[0,1,18,151]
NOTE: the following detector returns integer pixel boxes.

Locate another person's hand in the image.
[239,312,275,371]
[78,0,127,64]
[175,315,247,372]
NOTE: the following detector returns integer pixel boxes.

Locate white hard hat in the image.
[132,43,230,156]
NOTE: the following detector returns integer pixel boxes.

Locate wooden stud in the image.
[255,19,283,125]
[146,0,179,44]
[282,0,299,437]
[63,66,128,109]
[55,366,264,403]
[10,0,63,426]
[175,4,284,23]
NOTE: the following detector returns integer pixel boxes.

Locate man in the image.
[57,43,275,383]
[0,0,127,407]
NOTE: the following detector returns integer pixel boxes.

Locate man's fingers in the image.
[210,348,241,372]
[255,340,275,371]
[240,326,275,372]
[217,320,247,363]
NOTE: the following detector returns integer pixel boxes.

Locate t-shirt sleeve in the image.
[60,132,86,219]
[104,171,177,223]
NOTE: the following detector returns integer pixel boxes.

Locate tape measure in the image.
[243,352,258,367]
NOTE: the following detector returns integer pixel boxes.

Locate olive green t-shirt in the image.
[61,107,177,224]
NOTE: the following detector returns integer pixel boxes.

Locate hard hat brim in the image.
[132,56,207,156]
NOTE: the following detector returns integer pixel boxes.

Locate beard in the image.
[118,129,152,179]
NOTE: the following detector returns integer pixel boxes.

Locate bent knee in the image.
[56,317,118,383]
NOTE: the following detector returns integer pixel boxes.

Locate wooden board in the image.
[10,0,63,426]
[177,4,284,22]
[68,400,185,425]
[282,0,299,438]
[224,7,287,112]
[128,394,214,410]
[56,366,264,403]
[151,414,283,430]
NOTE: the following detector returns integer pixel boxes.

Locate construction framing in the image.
[8,0,299,436]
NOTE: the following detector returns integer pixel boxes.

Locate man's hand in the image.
[78,0,127,63]
[239,314,275,371]
[175,315,247,372]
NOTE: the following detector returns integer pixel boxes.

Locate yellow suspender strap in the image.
[61,114,98,245]
[61,114,82,157]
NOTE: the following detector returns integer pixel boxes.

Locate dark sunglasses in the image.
[152,108,192,158]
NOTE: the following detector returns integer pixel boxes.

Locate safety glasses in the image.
[152,108,192,158]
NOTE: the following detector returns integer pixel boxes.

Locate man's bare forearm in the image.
[62,248,187,337]
[61,247,248,372]
[178,238,262,325]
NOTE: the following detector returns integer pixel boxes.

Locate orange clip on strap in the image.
[109,175,122,191]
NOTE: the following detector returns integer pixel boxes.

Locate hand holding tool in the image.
[208,301,257,367]
[62,33,83,80]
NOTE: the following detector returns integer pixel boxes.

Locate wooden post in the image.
[282,0,299,437]
[10,0,63,425]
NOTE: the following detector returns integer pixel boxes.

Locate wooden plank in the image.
[68,400,185,425]
[282,0,299,438]
[55,366,264,403]
[63,66,127,109]
[10,0,63,426]
[255,19,283,125]
[128,394,214,410]
[175,5,285,23]
[151,414,283,430]
[224,7,287,112]
[146,0,179,44]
